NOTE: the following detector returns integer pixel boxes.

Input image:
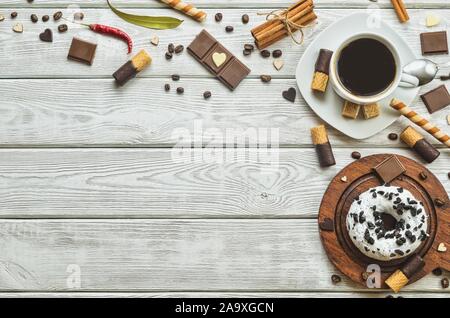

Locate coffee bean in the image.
[74,12,84,21]
[261,50,270,58]
[53,11,63,21]
[260,75,272,83]
[168,43,174,53]
[174,45,184,54]
[225,26,234,33]
[351,151,361,159]
[272,49,282,58]
[171,74,180,81]
[441,278,449,289]
[448,172,450,179]
[434,198,445,207]
[31,14,38,23]
[203,91,212,99]
[215,13,223,22]
[176,87,184,94]
[331,274,341,284]
[388,133,398,140]
[432,268,442,276]
[165,52,173,60]
[164,84,170,92]
[58,24,68,33]
[243,49,251,56]
[42,15,49,22]
[27,0,34,2]
[244,44,254,51]
[11,12,18,19]
[241,14,249,24]
[419,171,427,180]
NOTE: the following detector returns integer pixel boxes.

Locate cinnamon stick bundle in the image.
[251,0,317,50]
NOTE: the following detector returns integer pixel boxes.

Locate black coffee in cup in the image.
[337,38,396,96]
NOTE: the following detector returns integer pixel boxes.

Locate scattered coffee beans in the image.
[74,12,84,20]
[176,87,184,94]
[434,198,445,207]
[351,151,361,159]
[261,50,270,58]
[165,52,173,60]
[243,49,251,56]
[419,171,427,180]
[242,14,249,24]
[171,74,180,81]
[11,12,18,19]
[441,278,449,289]
[331,274,341,284]
[272,49,282,58]
[174,45,184,54]
[168,43,174,53]
[388,133,398,140]
[53,11,63,21]
[225,26,234,33]
[215,13,223,22]
[260,75,272,83]
[58,24,68,33]
[164,84,170,91]
[244,44,254,51]
[432,268,442,276]
[203,91,212,99]
[31,14,38,23]
[42,15,49,22]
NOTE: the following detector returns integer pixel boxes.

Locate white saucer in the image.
[296,12,420,139]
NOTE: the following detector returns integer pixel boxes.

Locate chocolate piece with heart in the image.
[282,87,296,102]
[39,28,53,42]
[319,218,334,232]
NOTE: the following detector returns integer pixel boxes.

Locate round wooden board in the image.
[318,154,449,288]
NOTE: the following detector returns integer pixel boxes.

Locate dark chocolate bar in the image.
[420,85,450,114]
[373,155,406,184]
[188,30,250,90]
[67,37,97,65]
[420,31,448,55]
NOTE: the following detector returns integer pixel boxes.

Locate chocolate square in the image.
[420,85,450,114]
[373,155,406,184]
[420,31,448,55]
[219,58,250,90]
[187,30,217,59]
[68,37,97,65]
[204,44,233,74]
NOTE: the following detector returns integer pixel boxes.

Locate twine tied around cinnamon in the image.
[257,7,315,45]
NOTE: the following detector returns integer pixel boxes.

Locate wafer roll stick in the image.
[311,49,333,92]
[160,0,207,22]
[385,254,425,293]
[390,98,450,148]
[401,126,440,163]
[311,125,336,167]
[113,49,152,86]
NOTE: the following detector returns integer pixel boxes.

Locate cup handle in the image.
[399,73,420,88]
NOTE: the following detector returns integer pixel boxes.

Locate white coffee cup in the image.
[329,33,411,105]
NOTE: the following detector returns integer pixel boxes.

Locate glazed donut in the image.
[346,185,429,261]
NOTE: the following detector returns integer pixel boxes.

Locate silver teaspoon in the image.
[399,59,450,88]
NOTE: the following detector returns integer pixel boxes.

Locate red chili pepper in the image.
[89,24,133,54]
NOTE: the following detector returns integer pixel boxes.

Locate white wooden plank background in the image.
[0,0,448,297]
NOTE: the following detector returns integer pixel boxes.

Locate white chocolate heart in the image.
[151,36,159,46]
[273,59,284,71]
[426,14,440,27]
[212,52,227,67]
[0,14,5,22]
[437,242,447,252]
[12,23,23,33]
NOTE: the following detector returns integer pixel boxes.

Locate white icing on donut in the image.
[346,185,428,261]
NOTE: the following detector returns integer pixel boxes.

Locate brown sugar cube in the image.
[342,101,360,119]
[362,103,380,119]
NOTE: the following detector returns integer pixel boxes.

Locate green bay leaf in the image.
[107,0,183,30]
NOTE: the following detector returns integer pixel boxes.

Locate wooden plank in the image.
[0,219,448,291]
[0,9,448,78]
[0,0,448,9]
[0,78,448,147]
[0,292,448,298]
[0,148,447,218]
